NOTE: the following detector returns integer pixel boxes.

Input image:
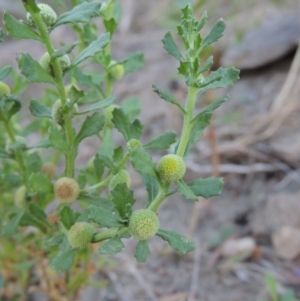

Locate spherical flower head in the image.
[108,62,124,80]
[157,154,186,183]
[0,82,11,96]
[54,177,80,203]
[104,104,119,128]
[15,186,27,208]
[52,99,78,124]
[58,55,71,71]
[109,170,131,191]
[27,3,57,27]
[5,136,27,154]
[68,222,94,249]
[39,52,71,75]
[129,209,159,240]
[127,138,142,153]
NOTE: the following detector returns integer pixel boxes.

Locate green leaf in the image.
[0,149,10,158]
[84,96,116,113]
[52,41,80,57]
[152,85,185,113]
[111,183,136,219]
[103,18,118,36]
[162,31,183,60]
[187,177,223,199]
[27,203,47,224]
[99,237,124,255]
[121,98,141,121]
[29,99,51,118]
[0,65,13,80]
[29,172,53,193]
[178,180,198,200]
[68,33,110,69]
[184,112,212,155]
[130,148,158,180]
[122,52,145,74]
[200,95,228,115]
[98,128,114,160]
[130,119,143,140]
[75,113,105,145]
[0,94,22,121]
[59,206,79,230]
[198,10,208,31]
[144,131,177,150]
[19,212,47,233]
[142,175,159,206]
[0,28,4,42]
[135,240,150,262]
[18,53,55,84]
[156,229,195,254]
[3,12,42,41]
[79,196,114,210]
[87,204,123,228]
[198,56,213,74]
[197,67,240,95]
[52,1,101,28]
[27,152,42,173]
[51,249,78,271]
[49,126,68,152]
[112,107,131,141]
[1,212,24,237]
[198,18,226,53]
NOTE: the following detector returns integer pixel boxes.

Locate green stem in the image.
[148,186,167,212]
[26,4,75,177]
[176,85,197,157]
[92,227,128,243]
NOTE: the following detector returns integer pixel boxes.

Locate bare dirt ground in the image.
[1,0,300,300]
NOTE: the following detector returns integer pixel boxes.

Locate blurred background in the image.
[1,0,300,300]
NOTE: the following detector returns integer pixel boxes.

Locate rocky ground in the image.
[1,0,300,300]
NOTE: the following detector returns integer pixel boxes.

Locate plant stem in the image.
[176,85,197,157]
[148,186,168,212]
[92,227,128,243]
[26,4,75,177]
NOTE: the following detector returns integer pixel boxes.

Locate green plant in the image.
[0,0,239,298]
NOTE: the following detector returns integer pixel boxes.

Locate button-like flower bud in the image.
[109,170,131,191]
[51,99,78,124]
[108,61,124,80]
[54,177,80,203]
[129,209,159,240]
[39,52,71,75]
[127,138,142,153]
[68,222,94,249]
[157,154,186,183]
[27,3,57,27]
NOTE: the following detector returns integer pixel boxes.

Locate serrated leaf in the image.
[122,52,145,74]
[79,195,115,210]
[75,113,105,145]
[29,99,51,118]
[1,212,24,237]
[0,95,21,120]
[156,229,195,254]
[87,204,123,228]
[197,67,240,95]
[103,18,117,36]
[27,202,47,224]
[112,107,131,141]
[130,148,158,180]
[59,206,79,230]
[84,96,116,113]
[3,12,42,41]
[198,18,226,53]
[52,2,101,28]
[142,175,159,206]
[0,65,12,80]
[51,249,78,271]
[18,53,55,84]
[187,177,223,199]
[130,119,143,140]
[121,98,141,121]
[144,131,177,150]
[135,240,150,262]
[49,126,68,152]
[29,172,53,193]
[152,85,185,113]
[68,33,110,69]
[178,180,198,200]
[99,237,124,255]
[198,56,213,74]
[162,31,182,60]
[98,128,114,160]
[111,183,136,219]
[52,41,80,57]
[200,95,228,114]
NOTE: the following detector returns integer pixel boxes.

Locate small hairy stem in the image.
[176,85,197,157]
[148,186,167,212]
[92,227,128,243]
[25,4,75,177]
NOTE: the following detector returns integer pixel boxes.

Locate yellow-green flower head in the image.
[68,222,94,249]
[129,209,159,240]
[54,177,80,203]
[0,82,11,96]
[108,61,124,81]
[127,138,142,153]
[27,3,57,27]
[39,52,71,75]
[5,136,27,154]
[157,154,186,183]
[52,99,78,124]
[104,104,119,128]
[109,170,131,191]
[15,186,27,208]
